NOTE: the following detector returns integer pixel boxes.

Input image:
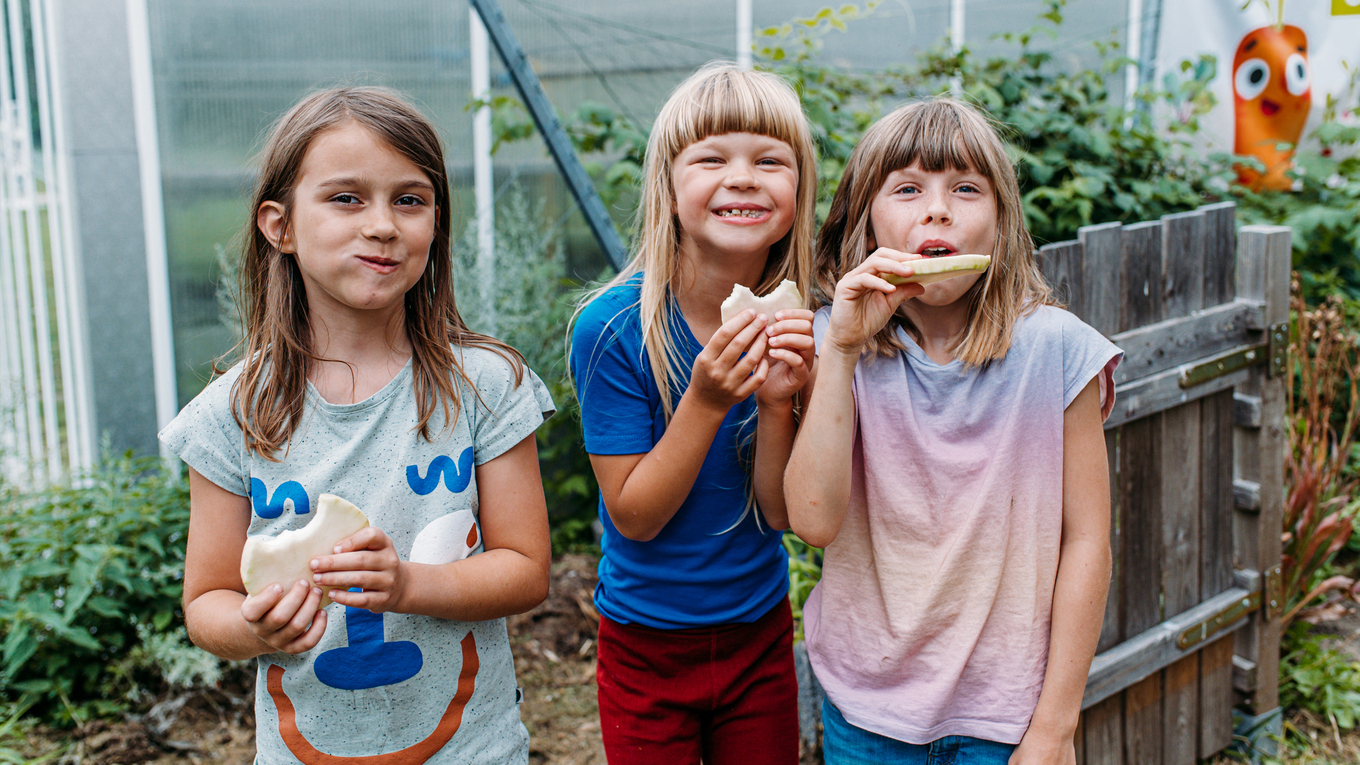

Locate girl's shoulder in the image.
[574,277,645,342]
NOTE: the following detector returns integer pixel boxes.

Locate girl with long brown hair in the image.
[161,86,553,764]
[786,98,1123,764]
[568,63,818,763]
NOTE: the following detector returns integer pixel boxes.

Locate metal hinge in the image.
[1176,590,1262,650]
[1267,322,1288,378]
[1179,344,1268,389]
[1265,564,1284,620]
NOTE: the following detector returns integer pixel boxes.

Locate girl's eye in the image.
[895,185,920,195]
[956,184,981,194]
[331,193,360,204]
[396,195,426,206]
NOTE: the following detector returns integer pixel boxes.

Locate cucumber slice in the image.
[240,493,370,610]
[883,254,991,285]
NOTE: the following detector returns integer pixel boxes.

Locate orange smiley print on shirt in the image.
[1233,25,1311,190]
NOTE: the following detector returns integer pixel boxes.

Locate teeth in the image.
[716,209,764,218]
[923,248,952,256]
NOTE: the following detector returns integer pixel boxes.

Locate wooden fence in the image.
[1039,202,1289,763]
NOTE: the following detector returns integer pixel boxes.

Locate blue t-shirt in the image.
[570,277,789,629]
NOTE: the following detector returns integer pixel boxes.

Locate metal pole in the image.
[949,0,964,95]
[1125,0,1143,112]
[736,0,752,70]
[470,5,496,334]
[42,0,94,474]
[125,0,179,457]
[9,0,62,481]
[468,0,627,272]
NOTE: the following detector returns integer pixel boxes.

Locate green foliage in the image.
[783,533,822,642]
[0,453,191,722]
[451,188,600,552]
[1280,622,1360,731]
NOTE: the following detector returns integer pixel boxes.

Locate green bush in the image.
[0,453,190,722]
[1280,622,1360,731]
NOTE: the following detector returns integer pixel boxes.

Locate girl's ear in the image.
[257,201,294,254]
[865,224,877,254]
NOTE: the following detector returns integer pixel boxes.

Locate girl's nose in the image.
[725,160,758,190]
[362,208,399,240]
[922,193,951,224]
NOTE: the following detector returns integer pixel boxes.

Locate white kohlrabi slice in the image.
[240,493,370,610]
[720,279,804,324]
[883,254,991,285]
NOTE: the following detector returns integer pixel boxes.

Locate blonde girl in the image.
[786,98,1122,765]
[568,63,818,764]
[161,87,554,765]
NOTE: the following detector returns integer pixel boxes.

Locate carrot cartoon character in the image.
[1233,24,1311,190]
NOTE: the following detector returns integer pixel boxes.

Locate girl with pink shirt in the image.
[785,98,1122,764]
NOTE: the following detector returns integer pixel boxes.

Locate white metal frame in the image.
[0,0,94,486]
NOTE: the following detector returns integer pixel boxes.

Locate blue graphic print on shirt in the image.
[250,478,309,519]
[407,448,475,495]
[314,589,424,691]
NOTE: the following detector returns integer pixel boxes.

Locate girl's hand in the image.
[1008,726,1076,765]
[755,309,815,407]
[310,526,409,614]
[689,310,771,413]
[824,248,926,355]
[240,578,328,655]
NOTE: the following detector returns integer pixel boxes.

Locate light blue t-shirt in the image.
[160,348,554,765]
[570,278,789,629]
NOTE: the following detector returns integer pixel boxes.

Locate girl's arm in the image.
[751,309,816,530]
[591,313,772,542]
[785,252,921,547]
[183,469,328,661]
[1011,378,1112,765]
[313,433,551,620]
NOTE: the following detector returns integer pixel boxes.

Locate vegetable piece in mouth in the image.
[883,254,991,285]
[241,494,370,610]
[720,279,804,324]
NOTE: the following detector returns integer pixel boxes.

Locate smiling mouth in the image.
[1261,100,1280,116]
[714,209,767,219]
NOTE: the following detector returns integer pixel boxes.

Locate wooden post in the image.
[1232,225,1290,714]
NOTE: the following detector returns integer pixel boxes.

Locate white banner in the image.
[1155,1,1360,188]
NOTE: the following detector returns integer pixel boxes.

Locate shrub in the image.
[0,453,190,722]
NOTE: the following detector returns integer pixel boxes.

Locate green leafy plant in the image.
[1281,286,1360,626]
[783,533,822,642]
[1279,622,1360,733]
[0,452,190,722]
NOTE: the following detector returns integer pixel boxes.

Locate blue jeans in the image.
[822,699,1016,765]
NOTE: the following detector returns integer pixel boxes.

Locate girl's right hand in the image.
[824,248,926,354]
[240,578,329,655]
[689,310,771,412]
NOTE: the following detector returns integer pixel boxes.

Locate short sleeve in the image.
[812,306,833,352]
[1060,311,1124,422]
[158,367,250,496]
[463,348,556,466]
[570,293,659,456]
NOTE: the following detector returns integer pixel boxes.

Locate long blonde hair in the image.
[223,86,523,459]
[814,97,1054,364]
[576,62,818,418]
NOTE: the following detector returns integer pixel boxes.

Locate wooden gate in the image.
[1039,202,1289,763]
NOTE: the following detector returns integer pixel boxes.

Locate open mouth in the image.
[917,241,957,258]
[1261,100,1280,116]
[713,206,769,221]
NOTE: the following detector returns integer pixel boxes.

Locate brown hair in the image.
[814,97,1055,364]
[223,86,523,459]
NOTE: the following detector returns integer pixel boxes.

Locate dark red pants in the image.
[597,599,799,765]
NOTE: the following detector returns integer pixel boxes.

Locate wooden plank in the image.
[1084,695,1124,765]
[1233,393,1262,428]
[1125,674,1163,764]
[1110,300,1264,385]
[1161,210,1206,320]
[1161,401,1201,620]
[1080,221,1122,337]
[1106,365,1252,429]
[1163,656,1199,765]
[1199,636,1235,757]
[1232,225,1290,714]
[1084,585,1257,708]
[1200,202,1236,308]
[1120,221,1163,332]
[1234,479,1261,512]
[1041,240,1084,318]
[1099,429,1122,653]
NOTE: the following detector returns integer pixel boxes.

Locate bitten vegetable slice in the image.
[720,279,804,324]
[883,254,991,285]
[240,494,369,610]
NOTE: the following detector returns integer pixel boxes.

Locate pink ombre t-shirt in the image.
[805,305,1121,745]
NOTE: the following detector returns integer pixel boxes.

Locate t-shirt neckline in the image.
[305,357,414,414]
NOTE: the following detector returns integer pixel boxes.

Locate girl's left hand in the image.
[309,526,409,614]
[755,308,815,407]
[1008,729,1075,765]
